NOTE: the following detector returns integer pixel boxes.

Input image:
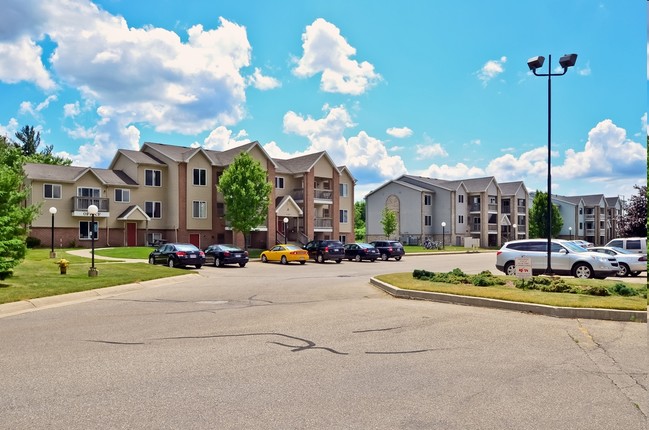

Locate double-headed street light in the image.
[527,53,577,275]
[49,207,57,258]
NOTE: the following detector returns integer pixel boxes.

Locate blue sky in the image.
[0,0,646,201]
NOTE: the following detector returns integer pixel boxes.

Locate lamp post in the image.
[283,217,289,244]
[441,222,446,250]
[569,226,573,241]
[527,53,577,275]
[87,204,99,277]
[49,207,57,258]
[512,224,517,241]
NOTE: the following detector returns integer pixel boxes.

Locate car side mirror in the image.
[559,249,568,254]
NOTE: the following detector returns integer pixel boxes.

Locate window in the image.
[424,216,432,226]
[340,183,348,197]
[458,215,464,224]
[79,221,98,240]
[458,195,464,203]
[115,189,130,203]
[145,169,161,187]
[193,168,206,186]
[424,195,432,205]
[77,187,100,197]
[275,177,285,189]
[44,184,62,199]
[338,235,347,244]
[216,202,225,216]
[339,209,348,223]
[145,201,162,219]
[192,201,207,219]
[627,240,642,250]
[147,232,162,245]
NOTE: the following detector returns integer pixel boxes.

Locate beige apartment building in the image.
[24,141,355,250]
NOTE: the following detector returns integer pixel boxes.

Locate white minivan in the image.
[605,237,646,254]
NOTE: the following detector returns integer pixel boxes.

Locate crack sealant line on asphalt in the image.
[0,273,200,319]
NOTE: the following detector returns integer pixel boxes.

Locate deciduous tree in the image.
[529,191,563,238]
[217,152,272,248]
[617,185,647,238]
[380,208,398,239]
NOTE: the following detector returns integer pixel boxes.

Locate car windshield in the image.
[176,244,199,251]
[358,243,373,248]
[285,245,302,251]
[609,247,636,255]
[219,245,242,251]
[563,241,588,253]
[389,241,402,246]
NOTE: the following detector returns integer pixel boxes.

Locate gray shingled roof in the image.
[114,149,166,166]
[275,152,326,174]
[499,181,524,195]
[23,163,137,186]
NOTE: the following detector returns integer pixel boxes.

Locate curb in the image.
[370,277,647,323]
[0,274,199,319]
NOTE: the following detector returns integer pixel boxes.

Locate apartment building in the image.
[365,175,529,248]
[24,141,355,249]
[541,193,624,245]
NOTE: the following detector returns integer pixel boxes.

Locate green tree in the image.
[617,185,647,238]
[354,200,366,240]
[529,191,563,238]
[380,207,398,239]
[14,125,41,156]
[0,137,39,279]
[217,152,272,248]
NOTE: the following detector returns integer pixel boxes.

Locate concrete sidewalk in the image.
[66,248,148,263]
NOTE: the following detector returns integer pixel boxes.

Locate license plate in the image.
[190,255,196,258]
[234,253,241,257]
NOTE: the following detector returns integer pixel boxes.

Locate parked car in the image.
[303,240,345,263]
[148,243,205,269]
[344,242,379,262]
[261,244,308,265]
[204,244,249,267]
[588,246,647,277]
[605,237,647,254]
[495,239,619,279]
[369,240,405,261]
[570,239,593,248]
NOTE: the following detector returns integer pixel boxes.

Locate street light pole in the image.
[283,217,289,244]
[527,53,577,276]
[49,207,57,258]
[441,222,446,250]
[88,204,99,277]
[569,226,573,241]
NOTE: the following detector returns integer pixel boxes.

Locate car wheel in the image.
[195,264,202,269]
[261,255,268,263]
[167,258,175,268]
[616,263,629,277]
[148,256,155,265]
[354,254,361,262]
[573,263,593,279]
[316,254,325,263]
[381,253,388,261]
[335,259,342,264]
[395,256,402,261]
[215,258,222,267]
[281,256,288,265]
[504,262,516,276]
[239,262,246,268]
[300,260,306,265]
[370,259,376,262]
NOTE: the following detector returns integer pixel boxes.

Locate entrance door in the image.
[189,233,200,248]
[126,223,137,246]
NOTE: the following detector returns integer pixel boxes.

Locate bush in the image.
[588,286,610,296]
[25,236,41,248]
[609,283,639,297]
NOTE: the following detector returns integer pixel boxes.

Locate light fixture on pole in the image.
[87,204,99,277]
[49,207,57,258]
[441,221,446,250]
[527,53,577,275]
[283,217,289,244]
[512,224,517,241]
[569,226,573,241]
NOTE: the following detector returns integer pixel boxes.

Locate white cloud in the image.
[201,126,250,151]
[416,143,448,159]
[247,67,281,90]
[19,94,57,117]
[0,118,19,139]
[386,127,412,138]
[477,56,507,86]
[293,18,381,95]
[417,163,485,179]
[64,102,80,118]
[0,35,56,90]
[283,104,406,181]
[577,61,591,76]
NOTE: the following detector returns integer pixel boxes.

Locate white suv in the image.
[496,239,619,279]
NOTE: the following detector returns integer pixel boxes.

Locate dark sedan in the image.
[204,244,249,267]
[148,243,205,269]
[344,243,379,262]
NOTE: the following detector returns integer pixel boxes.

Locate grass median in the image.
[376,272,647,311]
[0,249,186,304]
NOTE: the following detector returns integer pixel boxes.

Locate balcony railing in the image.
[314,217,332,228]
[314,189,333,200]
[469,203,480,212]
[517,205,526,213]
[73,196,109,212]
[487,203,498,212]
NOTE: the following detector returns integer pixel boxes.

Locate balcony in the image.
[517,205,526,214]
[72,197,109,217]
[291,188,333,204]
[314,217,333,231]
[487,203,498,213]
[469,203,481,213]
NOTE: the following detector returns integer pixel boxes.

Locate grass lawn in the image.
[0,249,187,304]
[376,272,647,311]
[95,246,265,259]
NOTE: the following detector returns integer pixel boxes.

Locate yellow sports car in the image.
[260,244,308,265]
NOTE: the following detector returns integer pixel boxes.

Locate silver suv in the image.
[495,239,619,279]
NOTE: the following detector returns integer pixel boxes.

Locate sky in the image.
[0,0,646,201]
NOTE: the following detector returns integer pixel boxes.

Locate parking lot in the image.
[0,252,646,429]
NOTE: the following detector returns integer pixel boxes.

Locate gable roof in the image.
[109,149,166,169]
[275,151,331,174]
[499,181,526,196]
[23,163,137,186]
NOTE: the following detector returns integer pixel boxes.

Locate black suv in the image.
[370,240,405,261]
[303,240,345,263]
